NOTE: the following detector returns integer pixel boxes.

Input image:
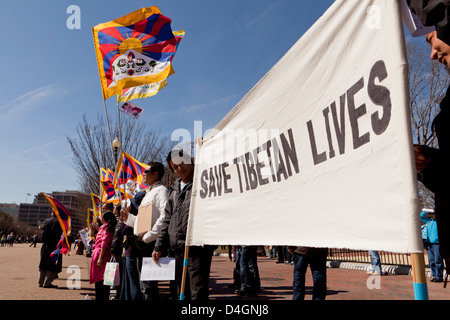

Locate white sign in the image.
[140,257,176,281]
[187,0,422,254]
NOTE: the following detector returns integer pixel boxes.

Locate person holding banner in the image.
[152,149,215,300]
[120,162,168,300]
[407,1,450,280]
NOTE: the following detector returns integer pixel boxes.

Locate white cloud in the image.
[0,84,69,123]
[244,2,281,28]
[176,92,243,115]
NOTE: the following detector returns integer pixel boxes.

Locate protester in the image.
[38,212,62,288]
[276,246,285,264]
[152,149,215,300]
[228,245,242,290]
[120,161,168,300]
[367,250,387,276]
[235,246,261,296]
[289,246,328,300]
[115,206,141,300]
[407,1,450,279]
[110,204,126,299]
[75,234,84,255]
[89,209,117,300]
[29,234,37,248]
[421,209,444,282]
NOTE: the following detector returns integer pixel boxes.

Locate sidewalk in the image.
[1,243,450,300]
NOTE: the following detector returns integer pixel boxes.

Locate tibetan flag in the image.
[50,235,71,263]
[42,194,71,258]
[100,167,115,184]
[117,30,184,102]
[116,151,148,199]
[101,179,120,204]
[92,6,182,100]
[87,208,94,227]
[91,193,101,222]
[100,168,116,202]
[117,80,167,103]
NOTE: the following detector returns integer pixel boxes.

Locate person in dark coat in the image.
[152,149,215,300]
[38,212,62,288]
[407,0,450,280]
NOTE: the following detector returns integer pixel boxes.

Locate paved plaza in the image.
[1,243,450,301]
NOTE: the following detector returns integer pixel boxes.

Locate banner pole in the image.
[179,245,190,300]
[411,252,429,300]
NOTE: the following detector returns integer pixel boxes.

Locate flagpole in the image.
[411,252,429,300]
[179,137,202,301]
[102,99,114,152]
[180,245,190,300]
[116,101,124,206]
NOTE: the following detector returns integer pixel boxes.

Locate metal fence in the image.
[327,248,421,267]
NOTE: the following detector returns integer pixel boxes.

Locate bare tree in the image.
[67,112,172,195]
[407,39,450,208]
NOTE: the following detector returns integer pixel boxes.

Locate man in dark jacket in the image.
[408,0,450,280]
[38,212,62,288]
[152,149,214,300]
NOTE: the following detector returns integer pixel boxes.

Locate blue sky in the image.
[0,0,337,204]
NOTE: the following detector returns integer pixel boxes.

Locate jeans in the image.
[425,243,444,280]
[124,256,143,300]
[233,247,242,287]
[369,251,382,273]
[292,252,327,300]
[240,246,260,293]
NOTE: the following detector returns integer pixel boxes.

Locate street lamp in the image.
[112,137,121,163]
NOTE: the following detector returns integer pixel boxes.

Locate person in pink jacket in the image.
[90,209,117,300]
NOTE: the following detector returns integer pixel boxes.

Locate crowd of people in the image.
[0,231,38,247]
[32,1,450,300]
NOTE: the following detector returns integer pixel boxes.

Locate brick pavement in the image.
[1,243,450,301]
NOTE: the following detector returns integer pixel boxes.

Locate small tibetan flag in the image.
[116,151,149,199]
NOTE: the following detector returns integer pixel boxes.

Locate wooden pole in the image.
[179,245,190,300]
[411,252,428,300]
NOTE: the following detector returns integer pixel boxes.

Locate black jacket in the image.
[39,216,62,272]
[155,178,192,252]
[420,86,450,259]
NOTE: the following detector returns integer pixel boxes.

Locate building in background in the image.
[0,203,20,218]
[18,190,90,235]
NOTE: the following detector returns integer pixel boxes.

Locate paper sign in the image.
[136,202,153,235]
[140,257,176,281]
[78,229,89,247]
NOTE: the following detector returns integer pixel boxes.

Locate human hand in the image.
[120,206,130,222]
[152,250,162,264]
[413,145,434,172]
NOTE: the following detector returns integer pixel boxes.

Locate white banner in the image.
[187,0,422,253]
